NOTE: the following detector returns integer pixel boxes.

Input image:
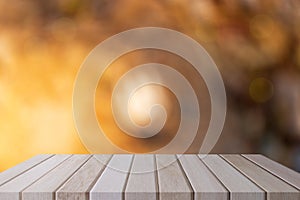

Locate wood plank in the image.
[56,155,111,200]
[201,154,264,200]
[0,154,298,200]
[125,154,157,200]
[0,154,70,200]
[90,154,133,200]
[0,154,53,187]
[178,154,228,200]
[242,154,300,190]
[22,154,91,200]
[221,154,300,200]
[156,154,192,200]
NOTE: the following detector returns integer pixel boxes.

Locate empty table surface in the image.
[0,154,299,200]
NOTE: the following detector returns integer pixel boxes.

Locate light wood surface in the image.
[90,154,133,200]
[0,154,52,187]
[56,155,111,200]
[125,154,157,200]
[0,155,70,200]
[221,154,300,200]
[156,154,192,200]
[0,154,299,200]
[23,155,91,200]
[201,154,265,200]
[178,154,228,200]
[242,154,300,190]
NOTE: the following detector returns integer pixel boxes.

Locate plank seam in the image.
[175,155,194,200]
[154,154,159,200]
[241,154,300,191]
[218,154,268,200]
[122,155,134,200]
[51,155,93,200]
[86,154,114,199]
[0,154,54,187]
[197,154,230,200]
[20,155,72,200]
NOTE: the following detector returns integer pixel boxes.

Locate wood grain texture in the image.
[156,154,192,200]
[0,154,52,187]
[56,155,111,200]
[22,154,91,200]
[201,154,264,200]
[221,154,300,200]
[0,154,299,200]
[90,154,133,200]
[0,154,70,200]
[125,154,157,200]
[178,154,228,200]
[242,154,300,190]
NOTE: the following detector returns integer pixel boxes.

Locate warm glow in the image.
[0,0,299,172]
[128,86,163,127]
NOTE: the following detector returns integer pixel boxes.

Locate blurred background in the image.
[0,0,300,172]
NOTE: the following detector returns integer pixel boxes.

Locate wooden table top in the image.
[0,154,299,200]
